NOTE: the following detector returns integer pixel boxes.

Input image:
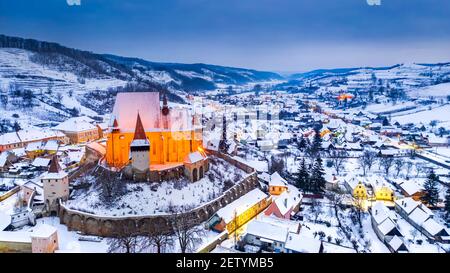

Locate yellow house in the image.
[353,182,368,200]
[374,186,394,201]
[209,188,271,233]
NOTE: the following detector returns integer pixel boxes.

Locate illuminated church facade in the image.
[105,92,204,174]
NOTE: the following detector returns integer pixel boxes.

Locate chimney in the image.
[284,198,288,208]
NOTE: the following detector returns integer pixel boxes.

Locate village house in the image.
[0,129,66,153]
[242,219,289,253]
[284,232,322,253]
[395,198,450,242]
[268,172,288,196]
[0,224,58,253]
[396,180,424,201]
[53,116,100,144]
[207,188,271,233]
[345,179,368,200]
[370,202,407,252]
[264,186,302,219]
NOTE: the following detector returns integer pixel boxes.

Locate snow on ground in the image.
[67,156,247,216]
[409,82,450,98]
[392,104,450,128]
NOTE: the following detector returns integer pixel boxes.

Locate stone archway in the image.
[192,168,198,182]
[199,166,204,179]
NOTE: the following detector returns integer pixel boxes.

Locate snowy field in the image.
[67,156,248,216]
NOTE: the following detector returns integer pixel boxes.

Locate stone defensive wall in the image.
[58,150,259,237]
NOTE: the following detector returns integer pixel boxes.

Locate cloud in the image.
[66,0,81,6]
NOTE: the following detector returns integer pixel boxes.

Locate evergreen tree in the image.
[297,138,307,151]
[295,158,310,192]
[421,171,439,207]
[444,187,450,222]
[308,127,322,158]
[310,156,326,194]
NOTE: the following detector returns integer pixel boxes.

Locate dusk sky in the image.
[1,0,450,72]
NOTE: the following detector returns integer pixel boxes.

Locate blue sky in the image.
[1,0,450,72]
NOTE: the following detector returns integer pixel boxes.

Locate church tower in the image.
[130,113,150,173]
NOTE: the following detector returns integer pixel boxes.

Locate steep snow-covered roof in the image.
[0,152,11,167]
[112,92,161,133]
[409,206,432,226]
[387,235,407,252]
[422,218,446,236]
[269,172,288,187]
[378,218,400,236]
[395,197,420,215]
[371,202,391,225]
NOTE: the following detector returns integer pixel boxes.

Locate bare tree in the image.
[171,211,205,253]
[269,155,285,175]
[359,150,377,176]
[380,157,394,176]
[55,92,63,105]
[107,225,146,253]
[310,198,322,223]
[329,149,348,175]
[98,170,125,205]
[405,161,413,179]
[394,159,404,178]
[352,197,364,228]
[144,232,174,253]
[326,188,346,228]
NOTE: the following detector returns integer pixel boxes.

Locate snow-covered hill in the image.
[0,34,283,130]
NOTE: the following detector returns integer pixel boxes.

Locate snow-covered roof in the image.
[371,202,391,225]
[422,218,446,236]
[54,117,97,133]
[409,206,432,226]
[112,92,162,133]
[29,224,57,238]
[0,212,11,231]
[0,231,32,243]
[245,219,289,243]
[43,140,59,151]
[321,242,357,253]
[387,235,407,251]
[269,172,288,187]
[216,188,268,223]
[285,232,322,253]
[0,152,10,167]
[25,141,43,152]
[184,151,206,164]
[32,157,51,168]
[398,181,423,196]
[258,215,300,234]
[271,188,302,216]
[0,132,21,145]
[395,197,422,215]
[378,218,399,236]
